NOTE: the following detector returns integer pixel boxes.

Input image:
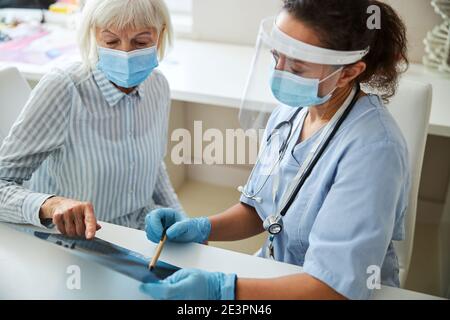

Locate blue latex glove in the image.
[140,268,237,300]
[145,208,211,244]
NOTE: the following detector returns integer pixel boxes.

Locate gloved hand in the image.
[140,268,237,300]
[145,208,211,244]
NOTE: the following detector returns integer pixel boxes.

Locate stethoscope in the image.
[237,107,303,204]
[239,86,361,255]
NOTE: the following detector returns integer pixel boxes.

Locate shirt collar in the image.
[92,68,145,107]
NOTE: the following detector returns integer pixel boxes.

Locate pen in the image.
[148,230,167,271]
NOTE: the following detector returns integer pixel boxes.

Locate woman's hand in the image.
[145,208,211,244]
[39,197,101,239]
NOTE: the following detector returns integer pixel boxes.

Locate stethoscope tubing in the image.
[278,86,361,217]
[240,107,303,201]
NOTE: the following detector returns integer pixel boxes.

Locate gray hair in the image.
[78,0,173,70]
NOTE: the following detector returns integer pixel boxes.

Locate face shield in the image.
[239,17,369,130]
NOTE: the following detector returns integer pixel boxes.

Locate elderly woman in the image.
[0,0,182,239]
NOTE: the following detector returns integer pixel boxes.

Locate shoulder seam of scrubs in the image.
[328,97,391,144]
[368,96,403,146]
[346,140,405,160]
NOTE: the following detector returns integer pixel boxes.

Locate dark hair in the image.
[282,0,408,102]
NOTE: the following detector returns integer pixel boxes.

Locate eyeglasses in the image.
[271,49,314,75]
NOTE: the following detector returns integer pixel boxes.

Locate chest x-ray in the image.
[10,225,179,283]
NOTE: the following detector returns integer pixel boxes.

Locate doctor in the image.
[142,0,410,300]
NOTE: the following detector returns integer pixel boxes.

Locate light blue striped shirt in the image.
[0,62,183,230]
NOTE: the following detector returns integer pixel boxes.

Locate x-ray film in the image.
[9,224,180,283]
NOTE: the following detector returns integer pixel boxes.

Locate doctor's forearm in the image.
[235,274,347,300]
[208,203,264,241]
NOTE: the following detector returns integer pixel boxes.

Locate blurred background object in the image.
[0,0,56,9]
[423,0,450,73]
[48,0,79,14]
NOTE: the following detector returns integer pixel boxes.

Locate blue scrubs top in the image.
[240,94,410,300]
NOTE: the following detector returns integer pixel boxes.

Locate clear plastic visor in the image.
[239,17,369,130]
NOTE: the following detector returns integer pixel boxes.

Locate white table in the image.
[0,221,443,300]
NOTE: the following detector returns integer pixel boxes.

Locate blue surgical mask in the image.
[270,67,343,108]
[97,46,159,88]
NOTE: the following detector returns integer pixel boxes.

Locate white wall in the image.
[383,0,442,64]
[191,0,442,63]
[192,0,280,46]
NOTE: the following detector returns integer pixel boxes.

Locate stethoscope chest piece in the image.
[263,215,284,235]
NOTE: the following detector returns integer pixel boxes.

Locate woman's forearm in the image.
[236,273,347,300]
[208,203,264,242]
[0,178,52,226]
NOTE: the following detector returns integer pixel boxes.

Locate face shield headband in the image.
[260,16,370,65]
[239,17,370,129]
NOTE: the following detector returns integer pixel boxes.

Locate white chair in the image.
[387,79,432,287]
[0,67,31,142]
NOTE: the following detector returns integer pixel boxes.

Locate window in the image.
[165,0,192,36]
[165,0,192,15]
